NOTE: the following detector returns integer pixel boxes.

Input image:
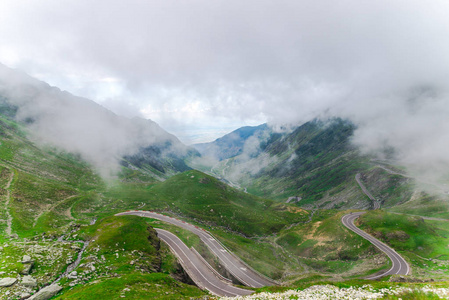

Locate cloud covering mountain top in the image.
[0,64,190,177]
[1,1,449,177]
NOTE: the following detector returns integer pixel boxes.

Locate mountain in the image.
[193,123,269,161]
[199,119,423,211]
[0,63,198,179]
[1,65,449,299]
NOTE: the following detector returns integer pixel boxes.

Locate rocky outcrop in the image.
[0,277,17,287]
[21,276,37,288]
[21,262,34,275]
[21,255,34,275]
[22,255,33,263]
[29,284,62,300]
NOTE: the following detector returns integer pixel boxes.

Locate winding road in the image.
[355,173,381,210]
[116,211,275,289]
[341,212,410,279]
[156,229,253,297]
[118,207,410,287]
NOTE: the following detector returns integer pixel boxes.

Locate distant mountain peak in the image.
[193,123,269,161]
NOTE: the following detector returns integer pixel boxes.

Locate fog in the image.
[0,64,187,178]
[2,1,449,177]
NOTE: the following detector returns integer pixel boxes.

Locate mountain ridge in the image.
[0,63,198,179]
[193,123,269,161]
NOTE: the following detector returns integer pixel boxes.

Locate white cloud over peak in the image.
[1,0,449,173]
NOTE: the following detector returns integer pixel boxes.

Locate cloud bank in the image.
[1,1,449,175]
[0,64,188,178]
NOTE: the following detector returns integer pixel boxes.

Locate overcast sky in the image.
[1,0,449,152]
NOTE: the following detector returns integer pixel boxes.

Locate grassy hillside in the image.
[78,170,307,237]
[209,119,372,209]
[53,215,206,299]
[273,210,390,279]
[145,170,308,236]
[388,194,449,219]
[0,116,103,239]
[2,106,449,298]
[358,210,449,280]
[66,171,396,280]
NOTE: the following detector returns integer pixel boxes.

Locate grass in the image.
[53,215,207,299]
[81,215,160,257]
[2,109,449,298]
[97,170,309,237]
[388,192,449,219]
[358,211,449,259]
[10,171,79,235]
[276,211,374,261]
[358,210,449,280]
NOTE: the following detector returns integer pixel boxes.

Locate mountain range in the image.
[0,65,448,299]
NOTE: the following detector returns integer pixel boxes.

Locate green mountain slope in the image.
[205,119,371,209]
[1,65,449,298]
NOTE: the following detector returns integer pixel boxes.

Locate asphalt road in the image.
[155,228,253,297]
[355,173,381,210]
[116,210,275,288]
[341,212,410,279]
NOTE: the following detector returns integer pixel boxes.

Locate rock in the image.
[22,255,32,264]
[71,245,81,251]
[0,277,17,287]
[21,262,34,275]
[21,275,37,288]
[29,284,63,300]
[20,292,31,299]
[68,271,78,279]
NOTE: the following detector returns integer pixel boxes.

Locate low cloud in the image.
[0,64,186,178]
[1,1,449,177]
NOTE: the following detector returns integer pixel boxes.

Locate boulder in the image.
[22,255,32,264]
[21,262,34,275]
[68,271,77,279]
[20,292,31,299]
[29,284,63,300]
[0,277,17,287]
[21,275,37,288]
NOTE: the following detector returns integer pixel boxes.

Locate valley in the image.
[0,66,449,299]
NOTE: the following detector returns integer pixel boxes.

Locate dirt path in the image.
[32,195,78,228]
[4,169,14,237]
